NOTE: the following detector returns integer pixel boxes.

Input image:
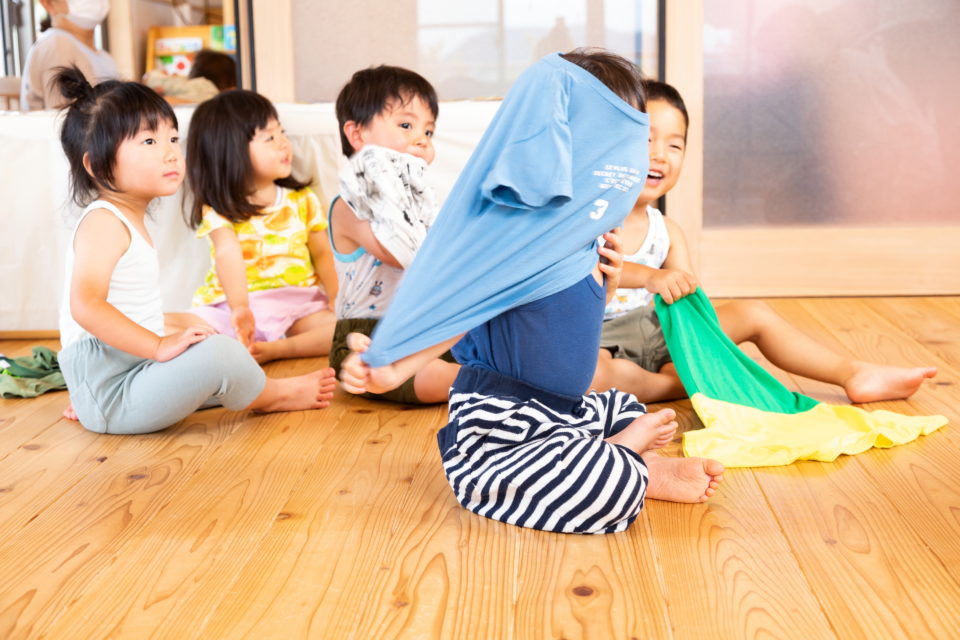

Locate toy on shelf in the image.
[145,24,236,76]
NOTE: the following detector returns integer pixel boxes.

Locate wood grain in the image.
[649,470,836,640]
[514,515,672,640]
[757,458,960,638]
[1,299,958,639]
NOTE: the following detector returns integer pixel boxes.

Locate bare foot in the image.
[642,452,724,503]
[250,368,336,412]
[63,403,78,421]
[605,408,677,454]
[248,340,282,365]
[844,361,938,403]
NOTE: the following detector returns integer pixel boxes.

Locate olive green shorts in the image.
[600,305,673,373]
[330,317,457,404]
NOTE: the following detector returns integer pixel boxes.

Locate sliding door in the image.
[666,0,960,296]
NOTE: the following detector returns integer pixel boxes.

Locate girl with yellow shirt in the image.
[180,90,339,363]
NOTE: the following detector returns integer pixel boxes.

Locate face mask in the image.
[66,0,110,30]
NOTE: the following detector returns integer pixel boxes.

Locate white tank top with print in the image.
[603,206,671,319]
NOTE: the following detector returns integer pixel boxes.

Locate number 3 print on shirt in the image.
[589,198,609,220]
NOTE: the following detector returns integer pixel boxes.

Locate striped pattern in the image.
[439,388,650,534]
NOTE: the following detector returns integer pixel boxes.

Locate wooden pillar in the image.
[663,0,703,274]
[107,0,136,79]
[250,0,295,102]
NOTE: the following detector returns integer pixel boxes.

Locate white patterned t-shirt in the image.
[328,196,405,319]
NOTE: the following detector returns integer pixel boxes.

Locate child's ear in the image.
[342,121,365,153]
[81,152,95,178]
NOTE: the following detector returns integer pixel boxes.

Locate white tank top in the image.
[60,200,165,348]
[604,205,671,319]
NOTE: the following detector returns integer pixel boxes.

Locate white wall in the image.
[291,0,419,103]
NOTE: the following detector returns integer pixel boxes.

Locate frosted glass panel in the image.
[703,1,960,227]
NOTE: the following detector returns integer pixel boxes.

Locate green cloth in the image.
[0,346,67,398]
[655,288,818,414]
[655,289,947,467]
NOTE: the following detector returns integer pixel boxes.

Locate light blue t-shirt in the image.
[363,53,650,367]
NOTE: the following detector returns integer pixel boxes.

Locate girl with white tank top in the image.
[59,200,165,349]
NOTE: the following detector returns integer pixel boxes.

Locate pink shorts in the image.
[190,286,330,343]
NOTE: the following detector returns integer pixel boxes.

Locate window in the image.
[702,0,960,227]
[292,0,659,102]
[417,0,659,99]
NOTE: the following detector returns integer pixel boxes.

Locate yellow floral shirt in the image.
[193,186,327,306]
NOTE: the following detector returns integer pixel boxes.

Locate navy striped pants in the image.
[437,366,649,534]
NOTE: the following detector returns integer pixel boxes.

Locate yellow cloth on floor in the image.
[683,392,948,467]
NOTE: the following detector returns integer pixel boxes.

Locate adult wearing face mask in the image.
[20,0,118,111]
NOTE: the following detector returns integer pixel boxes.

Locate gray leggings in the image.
[59,334,266,434]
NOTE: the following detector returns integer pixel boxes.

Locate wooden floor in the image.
[1,296,959,639]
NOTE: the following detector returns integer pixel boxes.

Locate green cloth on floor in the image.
[655,289,947,467]
[0,346,67,398]
[655,289,818,414]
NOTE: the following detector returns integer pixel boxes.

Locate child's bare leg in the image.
[642,453,724,503]
[591,350,686,402]
[412,359,461,403]
[249,310,336,364]
[716,300,936,402]
[604,408,677,454]
[246,367,337,412]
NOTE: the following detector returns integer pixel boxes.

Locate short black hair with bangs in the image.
[186,89,309,227]
[643,79,689,141]
[55,66,178,206]
[335,65,438,157]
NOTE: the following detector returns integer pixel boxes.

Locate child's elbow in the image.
[69,292,98,329]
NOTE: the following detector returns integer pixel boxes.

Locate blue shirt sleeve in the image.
[480,72,573,209]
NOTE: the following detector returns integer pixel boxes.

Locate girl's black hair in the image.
[560,48,646,111]
[54,66,178,206]
[186,89,309,227]
[335,65,439,157]
[643,79,689,140]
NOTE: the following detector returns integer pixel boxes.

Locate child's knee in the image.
[726,298,776,331]
[727,298,764,316]
[194,334,258,370]
[185,334,265,408]
[199,333,242,353]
